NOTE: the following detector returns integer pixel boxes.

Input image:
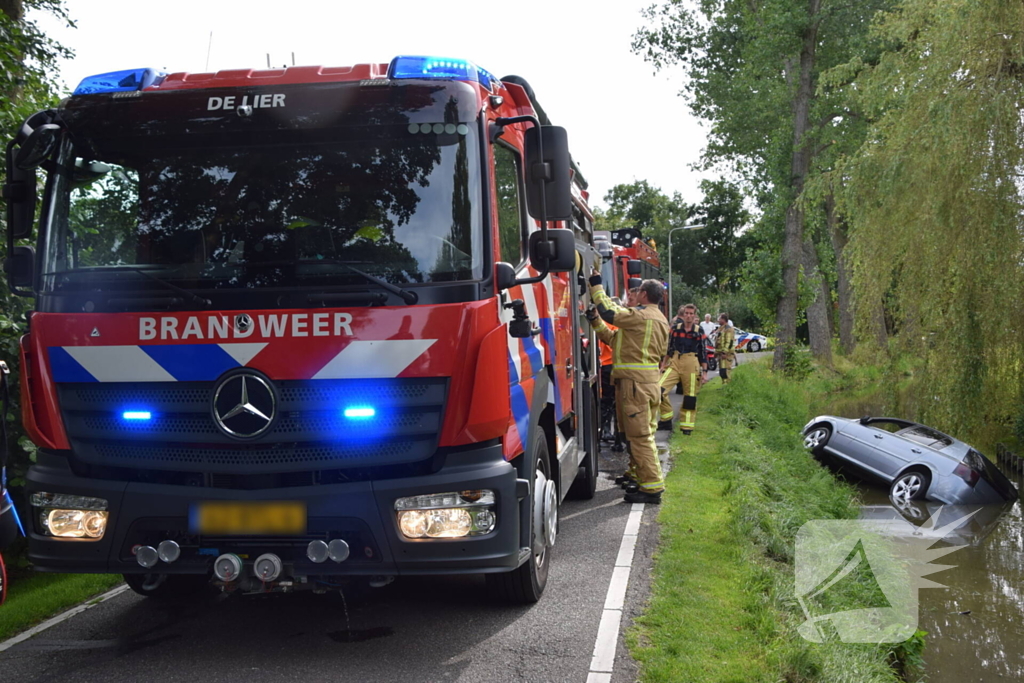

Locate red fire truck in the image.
[3,56,602,603]
[609,227,665,315]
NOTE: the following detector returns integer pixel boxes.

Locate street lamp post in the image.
[667,224,706,314]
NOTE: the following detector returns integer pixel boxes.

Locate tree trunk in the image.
[772,0,822,371]
[826,193,855,354]
[871,298,889,351]
[803,235,833,365]
[0,0,24,21]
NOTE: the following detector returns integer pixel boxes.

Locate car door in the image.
[840,419,912,478]
[892,426,954,472]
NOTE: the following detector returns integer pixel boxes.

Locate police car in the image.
[734,328,768,353]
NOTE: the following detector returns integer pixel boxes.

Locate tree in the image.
[838,0,1024,436]
[1,0,73,489]
[597,178,760,325]
[634,0,896,368]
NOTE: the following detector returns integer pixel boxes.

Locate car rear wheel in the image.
[890,470,930,501]
[748,340,761,353]
[803,424,831,457]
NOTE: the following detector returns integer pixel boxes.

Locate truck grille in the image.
[57,378,447,474]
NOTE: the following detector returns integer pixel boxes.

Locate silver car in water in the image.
[802,416,1019,505]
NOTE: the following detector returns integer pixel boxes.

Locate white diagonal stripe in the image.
[219,343,268,366]
[312,340,437,379]
[63,346,175,382]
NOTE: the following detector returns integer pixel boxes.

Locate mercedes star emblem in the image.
[235,314,253,333]
[212,371,277,439]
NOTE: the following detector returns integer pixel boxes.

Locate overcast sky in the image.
[34,0,710,210]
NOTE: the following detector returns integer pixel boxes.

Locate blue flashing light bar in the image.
[73,68,167,96]
[343,407,376,419]
[388,55,497,90]
[122,411,152,421]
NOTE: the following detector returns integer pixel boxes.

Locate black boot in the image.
[624,490,662,504]
[611,434,626,452]
[614,474,635,486]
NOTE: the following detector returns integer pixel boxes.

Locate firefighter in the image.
[596,287,637,474]
[658,303,707,434]
[715,313,737,384]
[586,275,669,504]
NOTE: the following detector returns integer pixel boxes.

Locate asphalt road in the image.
[0,418,674,683]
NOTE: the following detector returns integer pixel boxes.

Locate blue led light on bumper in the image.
[73,68,167,96]
[387,55,497,90]
[344,407,376,419]
[122,411,152,420]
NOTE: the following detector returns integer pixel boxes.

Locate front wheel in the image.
[488,431,553,603]
[0,551,7,606]
[803,424,832,457]
[123,572,210,601]
[748,340,762,353]
[890,470,930,501]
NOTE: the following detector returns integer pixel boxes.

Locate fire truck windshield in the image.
[41,125,483,295]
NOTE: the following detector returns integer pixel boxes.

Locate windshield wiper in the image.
[238,258,419,304]
[44,266,211,307]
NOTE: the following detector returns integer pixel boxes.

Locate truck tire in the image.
[488,431,553,603]
[123,572,209,601]
[569,387,599,500]
[0,552,7,606]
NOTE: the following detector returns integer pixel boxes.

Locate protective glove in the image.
[585,306,598,322]
[588,272,603,287]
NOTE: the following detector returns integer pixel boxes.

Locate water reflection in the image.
[820,391,1024,681]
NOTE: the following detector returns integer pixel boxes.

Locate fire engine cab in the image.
[4,55,602,603]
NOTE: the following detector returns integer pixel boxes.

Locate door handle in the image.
[911,448,922,454]
[565,359,573,378]
[874,434,884,439]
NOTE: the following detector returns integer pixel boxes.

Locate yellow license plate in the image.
[192,501,307,535]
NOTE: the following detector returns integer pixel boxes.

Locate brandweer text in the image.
[139,313,353,340]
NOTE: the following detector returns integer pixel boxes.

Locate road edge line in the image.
[587,501,645,679]
[0,583,130,653]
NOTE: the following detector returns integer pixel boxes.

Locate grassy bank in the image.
[0,570,123,642]
[629,361,915,682]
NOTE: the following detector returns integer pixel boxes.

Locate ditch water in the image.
[815,390,1024,682]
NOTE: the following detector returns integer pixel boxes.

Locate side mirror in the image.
[15,123,61,170]
[5,246,35,289]
[524,126,571,221]
[628,277,642,290]
[626,259,642,276]
[3,161,37,240]
[528,229,576,273]
[495,262,517,291]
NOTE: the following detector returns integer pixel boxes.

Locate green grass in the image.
[0,571,124,641]
[629,361,911,683]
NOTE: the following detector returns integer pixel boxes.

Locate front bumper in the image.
[26,442,523,576]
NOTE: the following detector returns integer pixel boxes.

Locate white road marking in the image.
[0,584,130,653]
[588,502,646,677]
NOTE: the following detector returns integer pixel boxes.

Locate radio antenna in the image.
[205,31,213,71]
